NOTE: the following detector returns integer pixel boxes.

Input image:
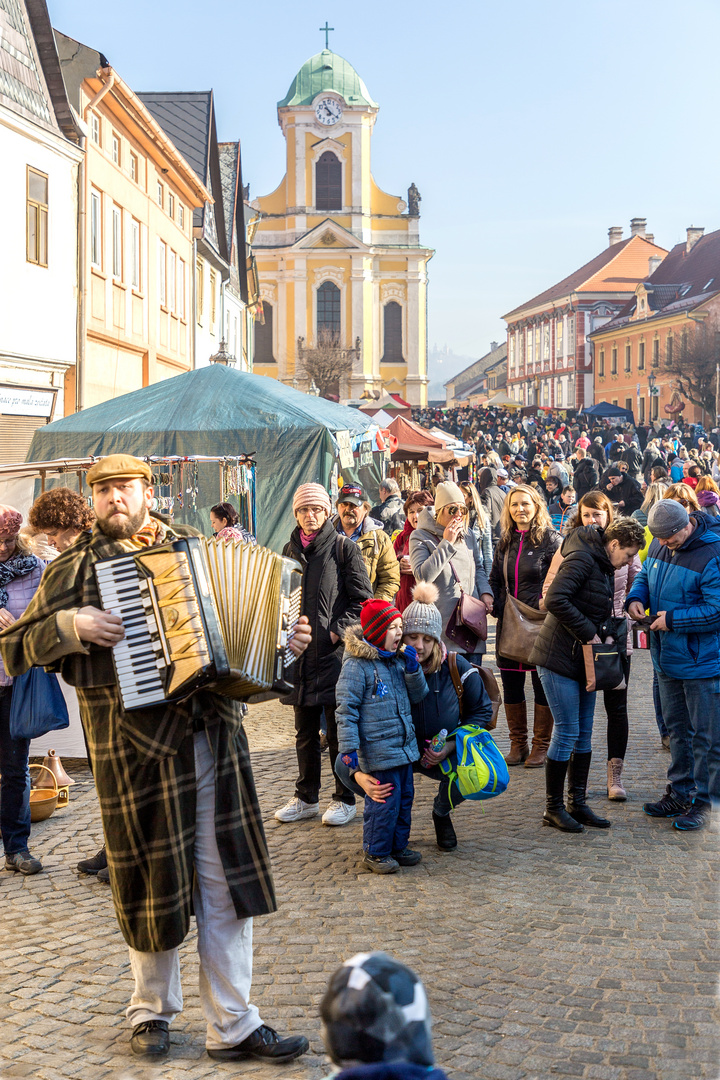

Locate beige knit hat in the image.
[433,481,466,512]
[292,483,331,516]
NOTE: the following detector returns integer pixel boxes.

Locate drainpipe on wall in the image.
[76,67,115,411]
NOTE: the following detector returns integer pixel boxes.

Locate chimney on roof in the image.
[630,218,647,238]
[490,341,498,351]
[686,226,705,254]
[608,226,623,246]
[648,255,663,277]
[645,233,654,244]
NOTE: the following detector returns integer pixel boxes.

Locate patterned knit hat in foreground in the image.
[360,598,402,647]
[291,483,331,516]
[402,581,443,643]
[320,951,434,1067]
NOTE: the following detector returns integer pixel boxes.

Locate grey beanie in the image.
[648,499,690,539]
[402,581,443,642]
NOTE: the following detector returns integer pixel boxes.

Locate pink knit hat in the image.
[0,504,22,538]
[292,483,331,516]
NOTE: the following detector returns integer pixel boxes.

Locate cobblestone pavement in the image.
[1,642,718,1080]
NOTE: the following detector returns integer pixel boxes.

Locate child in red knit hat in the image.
[335,599,429,874]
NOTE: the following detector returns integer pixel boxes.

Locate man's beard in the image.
[98,506,148,539]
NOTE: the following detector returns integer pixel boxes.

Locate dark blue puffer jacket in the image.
[625,511,720,679]
[334,1064,450,1080]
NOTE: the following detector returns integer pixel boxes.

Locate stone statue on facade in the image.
[408,183,421,217]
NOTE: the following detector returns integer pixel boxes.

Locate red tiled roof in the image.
[503,235,666,320]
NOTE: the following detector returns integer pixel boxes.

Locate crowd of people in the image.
[0,419,718,1066]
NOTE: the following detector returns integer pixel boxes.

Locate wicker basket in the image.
[29,764,58,822]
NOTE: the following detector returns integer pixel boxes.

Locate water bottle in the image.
[428,728,448,754]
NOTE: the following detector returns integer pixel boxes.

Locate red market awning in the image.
[387,416,455,463]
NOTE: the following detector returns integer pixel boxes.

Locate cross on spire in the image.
[319,21,334,49]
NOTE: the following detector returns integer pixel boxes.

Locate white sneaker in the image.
[274,797,319,823]
[322,800,358,826]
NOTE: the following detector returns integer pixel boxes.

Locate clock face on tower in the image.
[315,97,343,126]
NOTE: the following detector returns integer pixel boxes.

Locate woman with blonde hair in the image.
[663,482,700,512]
[489,485,561,768]
[632,481,669,561]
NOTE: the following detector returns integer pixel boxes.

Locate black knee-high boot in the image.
[543,757,584,832]
[567,751,611,828]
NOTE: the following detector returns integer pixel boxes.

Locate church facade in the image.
[251,46,433,405]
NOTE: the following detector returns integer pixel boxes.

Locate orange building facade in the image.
[590,227,720,426]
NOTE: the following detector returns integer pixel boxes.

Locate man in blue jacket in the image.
[627,500,720,830]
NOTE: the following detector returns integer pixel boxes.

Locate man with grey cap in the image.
[626,498,720,831]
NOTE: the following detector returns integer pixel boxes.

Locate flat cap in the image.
[86,455,152,487]
[647,499,690,539]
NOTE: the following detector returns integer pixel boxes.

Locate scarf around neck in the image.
[0,550,38,608]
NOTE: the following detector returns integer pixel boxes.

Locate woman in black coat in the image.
[529,519,644,834]
[489,485,560,769]
[276,486,372,826]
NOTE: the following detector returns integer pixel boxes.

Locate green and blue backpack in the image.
[439,654,509,803]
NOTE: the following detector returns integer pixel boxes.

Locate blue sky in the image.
[50,0,720,368]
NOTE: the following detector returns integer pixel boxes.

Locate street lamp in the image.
[648,371,657,424]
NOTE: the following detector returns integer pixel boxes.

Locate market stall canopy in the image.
[485,392,522,408]
[387,416,455,463]
[369,408,395,427]
[358,392,412,418]
[580,402,635,423]
[25,365,374,552]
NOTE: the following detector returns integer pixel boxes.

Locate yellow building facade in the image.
[56,35,210,411]
[252,48,433,405]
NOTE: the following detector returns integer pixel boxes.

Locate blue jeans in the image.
[0,685,32,855]
[362,764,414,858]
[537,668,596,761]
[652,668,668,738]
[655,670,720,809]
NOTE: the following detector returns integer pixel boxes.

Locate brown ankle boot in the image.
[504,702,528,765]
[525,704,554,768]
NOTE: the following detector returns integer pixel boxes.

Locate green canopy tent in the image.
[25,365,377,552]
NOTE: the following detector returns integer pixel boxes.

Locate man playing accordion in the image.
[0,455,310,1064]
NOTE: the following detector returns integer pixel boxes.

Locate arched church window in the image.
[316,152,342,211]
[317,281,341,338]
[381,301,403,362]
[254,301,275,363]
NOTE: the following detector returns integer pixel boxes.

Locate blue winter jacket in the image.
[625,511,720,678]
[335,625,427,771]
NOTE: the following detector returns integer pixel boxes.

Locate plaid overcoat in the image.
[0,521,277,952]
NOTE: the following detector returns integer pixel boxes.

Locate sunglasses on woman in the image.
[445,505,464,517]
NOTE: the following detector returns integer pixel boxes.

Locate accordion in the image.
[94,536,302,711]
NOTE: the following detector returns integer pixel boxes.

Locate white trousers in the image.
[126,731,262,1049]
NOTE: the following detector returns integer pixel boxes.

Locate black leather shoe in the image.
[77,845,107,874]
[207,1024,309,1063]
[130,1020,170,1057]
[5,851,42,875]
[393,847,422,866]
[432,810,457,850]
[96,866,110,883]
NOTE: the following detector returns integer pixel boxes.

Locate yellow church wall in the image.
[373,219,408,233]
[256,177,287,216]
[370,176,402,214]
[378,261,407,272]
[306,215,353,231]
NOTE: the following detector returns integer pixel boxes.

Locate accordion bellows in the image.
[200,536,302,698]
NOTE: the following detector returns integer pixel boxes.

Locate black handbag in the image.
[582,617,628,692]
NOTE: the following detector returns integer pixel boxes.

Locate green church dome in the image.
[278,49,378,109]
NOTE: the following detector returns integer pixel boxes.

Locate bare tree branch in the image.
[662,323,720,417]
[298,328,357,399]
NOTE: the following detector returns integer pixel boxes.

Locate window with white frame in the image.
[130,153,138,182]
[90,188,102,268]
[527,328,533,362]
[168,249,176,312]
[26,167,48,267]
[112,205,122,279]
[90,113,100,145]
[178,257,185,318]
[209,268,217,332]
[178,204,185,229]
[509,335,515,369]
[131,219,140,290]
[542,323,550,360]
[534,328,540,363]
[557,381,563,406]
[158,240,166,306]
[168,193,175,219]
[568,315,575,353]
[112,134,120,166]
[556,318,563,357]
[157,181,163,207]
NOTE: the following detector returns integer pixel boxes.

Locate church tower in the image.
[251,38,433,405]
